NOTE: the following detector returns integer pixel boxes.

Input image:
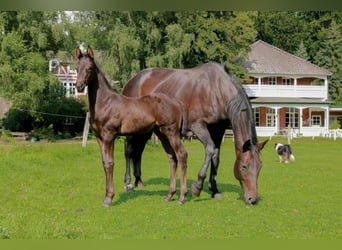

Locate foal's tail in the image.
[178,101,188,136]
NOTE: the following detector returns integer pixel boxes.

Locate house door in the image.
[266,108,276,127]
[286,107,299,128]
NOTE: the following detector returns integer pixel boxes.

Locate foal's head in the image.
[75,47,96,92]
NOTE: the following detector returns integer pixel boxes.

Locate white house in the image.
[49,59,87,98]
[242,40,336,137]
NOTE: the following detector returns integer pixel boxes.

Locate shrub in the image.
[31,125,55,141]
[0,129,14,143]
[2,108,33,132]
[329,120,340,130]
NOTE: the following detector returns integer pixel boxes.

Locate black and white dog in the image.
[274,143,295,163]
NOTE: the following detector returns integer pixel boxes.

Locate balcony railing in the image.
[243,84,327,99]
[255,126,329,137]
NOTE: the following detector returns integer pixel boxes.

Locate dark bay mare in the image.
[75,47,189,206]
[123,63,268,205]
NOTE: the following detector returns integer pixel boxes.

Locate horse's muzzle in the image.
[246,196,258,205]
[76,81,86,92]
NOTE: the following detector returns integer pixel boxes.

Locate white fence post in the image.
[82,112,90,147]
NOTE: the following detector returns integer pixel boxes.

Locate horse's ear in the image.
[242,139,251,152]
[87,47,94,60]
[256,139,269,152]
[242,139,268,153]
[76,47,82,59]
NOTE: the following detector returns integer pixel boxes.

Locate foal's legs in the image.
[124,133,151,191]
[190,121,216,198]
[173,139,188,204]
[158,128,188,204]
[165,150,178,202]
[166,135,188,204]
[154,130,178,202]
[97,137,115,207]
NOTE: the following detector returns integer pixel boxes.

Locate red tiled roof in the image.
[245,40,332,76]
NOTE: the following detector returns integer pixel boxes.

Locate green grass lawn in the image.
[0,136,341,239]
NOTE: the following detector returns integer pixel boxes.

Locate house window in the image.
[286,108,299,128]
[64,117,74,125]
[268,77,276,85]
[253,108,260,126]
[70,87,76,96]
[311,115,321,126]
[253,77,264,84]
[266,108,276,127]
[282,78,291,85]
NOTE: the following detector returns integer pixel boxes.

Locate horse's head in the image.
[234,139,268,205]
[75,46,96,92]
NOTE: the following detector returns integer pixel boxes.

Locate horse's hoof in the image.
[178,199,185,205]
[165,191,176,202]
[125,184,134,192]
[164,196,173,202]
[102,201,111,208]
[212,192,223,199]
[102,197,112,207]
[135,181,144,188]
[191,182,201,197]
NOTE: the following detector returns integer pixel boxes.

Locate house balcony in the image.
[243,84,327,100]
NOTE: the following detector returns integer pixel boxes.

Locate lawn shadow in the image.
[111,177,173,206]
[111,177,244,206]
[199,179,245,203]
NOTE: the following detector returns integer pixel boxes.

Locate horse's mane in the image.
[224,66,258,146]
[92,61,120,93]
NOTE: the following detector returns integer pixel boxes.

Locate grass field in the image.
[0,136,341,239]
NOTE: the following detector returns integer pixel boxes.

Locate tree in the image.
[0,11,59,53]
[297,11,342,60]
[56,11,258,83]
[255,11,306,54]
[0,11,61,112]
[134,11,257,81]
[0,31,47,111]
[314,20,342,104]
[295,41,310,60]
[0,11,86,135]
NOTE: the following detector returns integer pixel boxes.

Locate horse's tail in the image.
[178,101,188,136]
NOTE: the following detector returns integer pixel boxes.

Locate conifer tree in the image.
[314,21,342,103]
